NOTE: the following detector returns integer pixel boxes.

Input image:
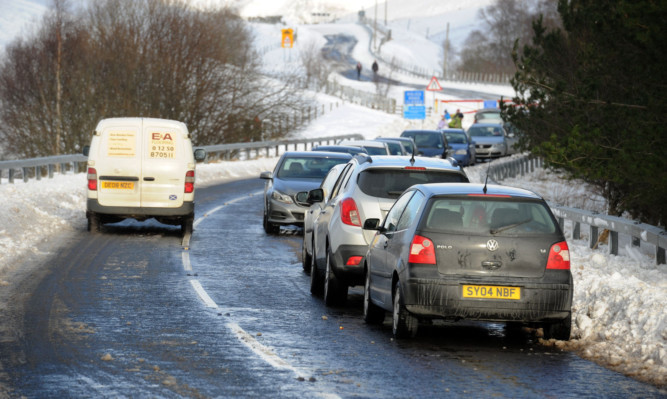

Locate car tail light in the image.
[87,167,97,191]
[409,235,436,264]
[184,170,195,193]
[346,256,363,266]
[546,241,570,270]
[404,166,426,170]
[341,198,361,226]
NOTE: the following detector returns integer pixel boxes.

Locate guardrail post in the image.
[609,231,619,255]
[9,169,15,183]
[35,166,41,181]
[23,168,29,183]
[589,225,599,249]
[573,222,581,240]
[657,246,666,265]
[48,164,55,178]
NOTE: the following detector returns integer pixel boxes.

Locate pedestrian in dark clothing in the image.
[356,62,362,80]
[372,61,378,74]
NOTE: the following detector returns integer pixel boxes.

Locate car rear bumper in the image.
[401,277,573,323]
[331,244,367,286]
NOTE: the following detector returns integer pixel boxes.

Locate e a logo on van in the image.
[150,131,177,159]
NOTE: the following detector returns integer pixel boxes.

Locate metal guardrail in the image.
[0,133,363,184]
[487,156,666,265]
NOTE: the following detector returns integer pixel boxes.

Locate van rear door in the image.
[96,123,142,208]
[140,121,187,209]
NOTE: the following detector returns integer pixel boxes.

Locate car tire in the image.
[543,315,572,341]
[324,248,347,306]
[363,265,384,324]
[392,281,417,338]
[181,217,193,236]
[263,211,279,235]
[310,247,323,296]
[87,214,100,233]
[302,240,312,273]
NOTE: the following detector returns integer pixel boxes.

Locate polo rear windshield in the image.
[421,196,558,236]
[358,169,468,199]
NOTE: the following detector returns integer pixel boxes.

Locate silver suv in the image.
[302,155,469,306]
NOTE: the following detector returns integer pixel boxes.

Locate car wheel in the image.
[324,248,347,306]
[363,265,384,324]
[310,246,323,296]
[543,315,572,341]
[392,281,417,338]
[87,214,100,233]
[302,240,312,273]
[263,211,279,235]
[181,217,193,236]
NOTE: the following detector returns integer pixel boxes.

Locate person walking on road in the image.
[356,62,362,80]
[448,109,463,128]
[372,60,379,75]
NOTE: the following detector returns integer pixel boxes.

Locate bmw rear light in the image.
[408,235,436,264]
[87,167,97,191]
[341,198,361,226]
[546,241,570,270]
[184,170,195,193]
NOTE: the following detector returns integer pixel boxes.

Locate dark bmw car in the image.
[362,183,573,339]
[260,151,352,234]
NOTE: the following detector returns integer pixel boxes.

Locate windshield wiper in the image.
[490,219,532,234]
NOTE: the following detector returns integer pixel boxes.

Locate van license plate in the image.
[462,285,520,300]
[102,181,134,190]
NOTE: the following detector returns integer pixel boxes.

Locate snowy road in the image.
[0,178,663,398]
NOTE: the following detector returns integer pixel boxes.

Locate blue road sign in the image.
[403,105,426,120]
[404,90,424,106]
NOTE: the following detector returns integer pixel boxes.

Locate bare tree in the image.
[0,0,310,157]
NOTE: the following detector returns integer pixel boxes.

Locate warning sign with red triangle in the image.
[426,76,442,91]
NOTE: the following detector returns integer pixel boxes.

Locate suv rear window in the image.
[422,197,558,236]
[358,169,467,199]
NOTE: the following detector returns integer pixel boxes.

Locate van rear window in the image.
[358,169,467,199]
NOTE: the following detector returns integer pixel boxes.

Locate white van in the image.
[83,117,206,235]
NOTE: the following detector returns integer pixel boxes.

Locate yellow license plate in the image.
[462,285,521,300]
[102,181,134,190]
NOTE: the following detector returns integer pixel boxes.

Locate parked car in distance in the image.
[312,145,368,156]
[441,128,476,166]
[299,163,349,273]
[372,138,407,155]
[303,155,469,306]
[375,137,417,155]
[362,183,573,340]
[399,130,449,158]
[337,139,390,155]
[260,151,352,234]
[473,107,503,124]
[467,123,517,160]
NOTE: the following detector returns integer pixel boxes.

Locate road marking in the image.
[189,279,218,309]
[183,190,341,393]
[182,251,192,271]
[227,321,309,379]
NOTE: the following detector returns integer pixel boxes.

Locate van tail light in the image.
[546,241,570,270]
[87,167,97,191]
[341,198,361,226]
[184,170,195,193]
[408,235,436,264]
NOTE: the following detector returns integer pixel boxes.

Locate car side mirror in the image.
[363,218,381,230]
[307,188,324,204]
[259,171,273,180]
[194,148,206,162]
[295,191,310,206]
[82,145,90,157]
